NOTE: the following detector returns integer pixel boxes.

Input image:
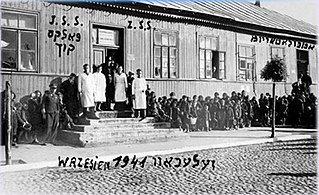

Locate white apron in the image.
[93,72,106,102]
[132,77,147,109]
[114,73,127,102]
[78,72,95,107]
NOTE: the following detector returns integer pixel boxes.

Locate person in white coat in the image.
[78,64,99,119]
[114,65,128,111]
[132,69,147,119]
[93,65,106,111]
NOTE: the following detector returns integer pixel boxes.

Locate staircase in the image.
[58,111,189,147]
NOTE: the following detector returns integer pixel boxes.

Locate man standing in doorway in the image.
[132,69,147,119]
[78,64,99,119]
[42,84,60,144]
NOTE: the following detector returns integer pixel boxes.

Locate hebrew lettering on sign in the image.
[47,15,83,57]
[250,35,315,50]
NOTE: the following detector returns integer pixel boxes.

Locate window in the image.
[296,50,309,77]
[238,45,256,81]
[1,10,38,71]
[153,30,177,78]
[271,47,285,60]
[199,36,225,79]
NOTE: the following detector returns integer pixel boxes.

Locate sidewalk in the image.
[0,127,316,173]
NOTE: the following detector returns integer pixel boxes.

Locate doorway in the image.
[92,24,125,74]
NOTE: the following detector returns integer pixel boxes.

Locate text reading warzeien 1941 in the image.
[58,154,216,171]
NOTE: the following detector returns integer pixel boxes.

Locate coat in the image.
[114,73,128,102]
[78,72,95,107]
[132,77,147,109]
[93,72,106,102]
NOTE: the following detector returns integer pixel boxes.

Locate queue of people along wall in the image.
[1,0,317,103]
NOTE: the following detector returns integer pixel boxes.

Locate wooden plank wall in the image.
[1,1,317,101]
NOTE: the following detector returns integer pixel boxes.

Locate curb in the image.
[0,134,313,173]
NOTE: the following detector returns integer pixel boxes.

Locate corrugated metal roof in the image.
[137,0,317,36]
[49,0,316,43]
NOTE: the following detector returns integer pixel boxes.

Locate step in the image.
[70,122,171,132]
[60,128,179,140]
[76,117,155,125]
[58,128,188,147]
[95,110,133,118]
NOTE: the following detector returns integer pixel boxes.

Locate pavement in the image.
[0,126,316,173]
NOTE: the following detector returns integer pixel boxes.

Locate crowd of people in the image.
[1,68,316,147]
[1,60,148,146]
[145,73,317,132]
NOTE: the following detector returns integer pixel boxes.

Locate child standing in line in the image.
[225,101,234,130]
[170,100,182,131]
[202,104,211,131]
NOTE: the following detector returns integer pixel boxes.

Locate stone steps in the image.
[76,117,155,126]
[71,122,171,132]
[57,111,188,147]
[58,128,188,147]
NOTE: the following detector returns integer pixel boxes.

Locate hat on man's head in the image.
[49,84,57,89]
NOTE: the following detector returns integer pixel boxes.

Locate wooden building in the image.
[1,0,317,100]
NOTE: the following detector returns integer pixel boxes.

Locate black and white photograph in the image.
[0,0,317,194]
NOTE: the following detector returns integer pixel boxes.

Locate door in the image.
[93,47,105,73]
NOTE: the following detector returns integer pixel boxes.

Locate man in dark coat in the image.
[60,73,79,120]
[42,84,60,144]
[126,71,135,110]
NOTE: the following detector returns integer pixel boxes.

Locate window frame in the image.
[153,30,178,79]
[237,44,256,81]
[198,35,225,80]
[270,46,285,60]
[1,9,38,72]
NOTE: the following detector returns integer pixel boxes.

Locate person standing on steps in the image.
[93,65,106,111]
[78,64,99,119]
[132,69,147,120]
[114,65,128,111]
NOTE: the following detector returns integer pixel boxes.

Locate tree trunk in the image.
[271,82,276,138]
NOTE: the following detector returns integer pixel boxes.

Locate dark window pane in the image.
[19,14,36,29]
[240,59,246,69]
[154,67,161,77]
[1,12,18,27]
[170,67,176,78]
[21,31,36,51]
[21,51,36,70]
[2,49,17,69]
[2,29,17,49]
[170,47,177,57]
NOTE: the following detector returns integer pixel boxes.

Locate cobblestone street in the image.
[1,139,317,195]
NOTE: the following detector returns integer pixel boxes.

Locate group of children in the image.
[5,89,75,145]
[145,89,317,133]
